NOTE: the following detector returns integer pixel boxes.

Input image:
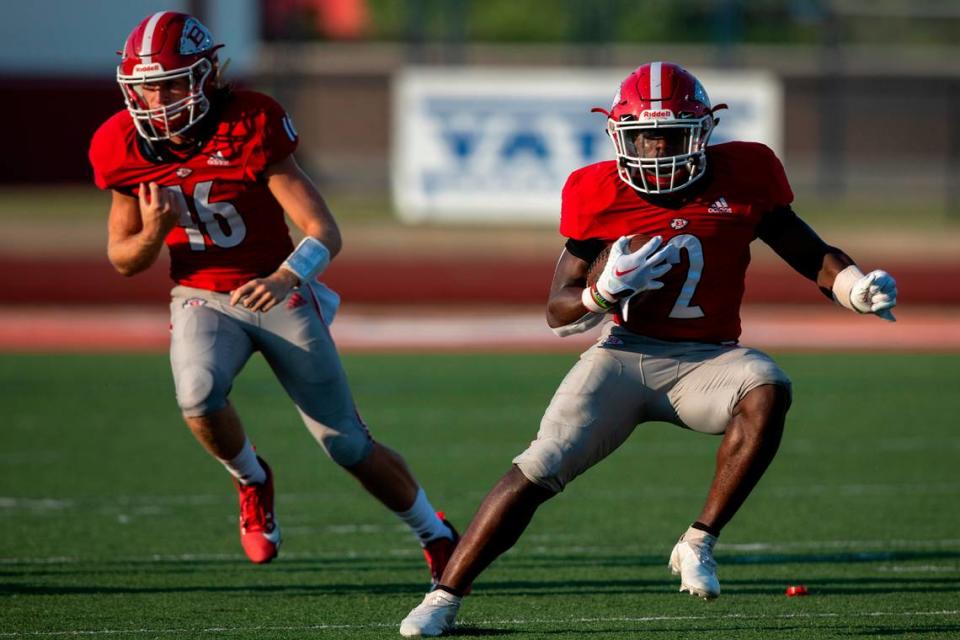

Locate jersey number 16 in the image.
[168,181,247,250]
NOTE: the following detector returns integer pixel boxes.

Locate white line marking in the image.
[3,538,958,566]
[2,610,957,637]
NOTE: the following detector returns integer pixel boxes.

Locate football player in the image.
[89,12,459,580]
[400,61,898,636]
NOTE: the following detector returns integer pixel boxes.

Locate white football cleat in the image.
[669,530,720,599]
[400,589,462,637]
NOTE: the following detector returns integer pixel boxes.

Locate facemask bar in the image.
[117,57,213,141]
[608,116,714,194]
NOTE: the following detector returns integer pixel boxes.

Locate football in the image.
[585,234,653,288]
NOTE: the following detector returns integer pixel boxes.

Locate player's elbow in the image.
[110,261,139,277]
[107,251,143,277]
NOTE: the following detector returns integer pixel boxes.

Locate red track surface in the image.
[2,255,958,353]
[3,255,959,306]
[2,305,958,353]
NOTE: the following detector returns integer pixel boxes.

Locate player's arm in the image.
[758,206,897,321]
[265,154,343,259]
[229,154,341,311]
[545,248,607,336]
[106,182,181,277]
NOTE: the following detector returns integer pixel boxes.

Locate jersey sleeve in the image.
[88,113,130,191]
[259,95,299,166]
[759,144,794,209]
[559,163,619,240]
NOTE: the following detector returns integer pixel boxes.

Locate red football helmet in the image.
[595,62,726,194]
[116,12,223,141]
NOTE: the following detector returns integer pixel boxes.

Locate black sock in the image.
[691,521,720,537]
[434,584,464,598]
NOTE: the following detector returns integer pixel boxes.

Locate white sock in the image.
[219,439,266,485]
[396,488,451,545]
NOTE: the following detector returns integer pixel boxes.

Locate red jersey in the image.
[561,141,793,343]
[89,90,299,292]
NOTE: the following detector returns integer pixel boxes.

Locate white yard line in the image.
[2,538,959,565]
[1,610,958,637]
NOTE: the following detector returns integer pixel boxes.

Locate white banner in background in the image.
[392,67,782,225]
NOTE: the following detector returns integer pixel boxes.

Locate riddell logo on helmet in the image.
[133,63,164,73]
[640,109,675,120]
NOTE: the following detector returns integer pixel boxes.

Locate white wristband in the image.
[831,264,865,312]
[281,236,331,285]
[581,286,614,314]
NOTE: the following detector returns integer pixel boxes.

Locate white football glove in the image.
[596,235,678,300]
[850,269,898,322]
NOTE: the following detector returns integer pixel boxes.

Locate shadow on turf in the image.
[5,549,957,599]
[503,549,960,570]
[5,572,958,598]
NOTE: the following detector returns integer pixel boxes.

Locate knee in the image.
[512,438,573,494]
[327,431,374,467]
[302,413,374,467]
[175,366,229,417]
[733,383,791,438]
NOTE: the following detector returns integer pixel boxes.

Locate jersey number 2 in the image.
[664,234,704,319]
[168,182,247,250]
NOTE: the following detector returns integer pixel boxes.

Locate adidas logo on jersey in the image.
[708,197,733,214]
[207,151,230,166]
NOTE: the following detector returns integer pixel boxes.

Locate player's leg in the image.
[697,382,791,532]
[170,287,278,563]
[435,465,554,593]
[401,466,553,638]
[257,282,455,582]
[402,339,646,637]
[666,346,792,598]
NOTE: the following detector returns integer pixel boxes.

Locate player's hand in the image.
[850,269,898,322]
[229,269,299,313]
[138,182,182,238]
[596,235,678,300]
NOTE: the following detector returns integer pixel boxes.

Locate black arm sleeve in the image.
[565,237,607,264]
[756,205,832,282]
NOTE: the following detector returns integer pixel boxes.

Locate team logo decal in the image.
[708,197,733,214]
[180,18,214,55]
[670,218,689,230]
[286,292,307,310]
[601,335,624,348]
[183,298,207,308]
[176,167,192,178]
[207,150,230,166]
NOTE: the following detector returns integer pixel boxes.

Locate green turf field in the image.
[2,352,958,638]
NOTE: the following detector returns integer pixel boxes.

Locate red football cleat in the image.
[233,456,281,564]
[422,512,469,592]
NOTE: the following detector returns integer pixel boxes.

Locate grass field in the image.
[2,352,959,638]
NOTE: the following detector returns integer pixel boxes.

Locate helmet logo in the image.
[693,80,711,108]
[639,109,675,120]
[133,63,164,73]
[180,17,213,55]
